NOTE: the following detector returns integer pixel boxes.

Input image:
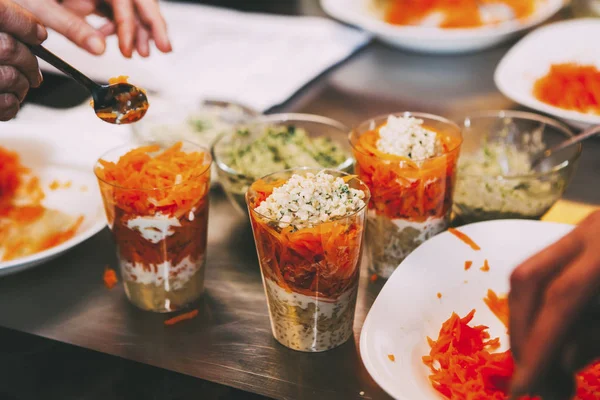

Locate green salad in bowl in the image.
[212,114,354,214]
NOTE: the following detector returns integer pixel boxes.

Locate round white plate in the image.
[0,129,106,276]
[495,18,600,129]
[320,0,563,54]
[359,219,573,400]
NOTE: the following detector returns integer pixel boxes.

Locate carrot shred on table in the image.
[370,274,378,283]
[533,63,600,115]
[423,291,600,399]
[388,354,396,362]
[164,309,199,326]
[464,260,473,270]
[480,259,491,272]
[437,292,442,299]
[448,228,481,250]
[103,266,118,289]
[49,180,72,190]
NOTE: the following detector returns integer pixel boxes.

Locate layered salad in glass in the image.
[95,142,212,313]
[350,113,462,278]
[246,169,369,352]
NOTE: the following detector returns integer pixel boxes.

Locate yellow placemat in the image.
[542,200,600,225]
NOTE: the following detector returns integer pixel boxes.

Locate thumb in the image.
[24,1,106,55]
[0,0,47,45]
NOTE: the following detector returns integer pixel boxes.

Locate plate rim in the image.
[320,0,563,39]
[359,219,574,399]
[494,18,600,126]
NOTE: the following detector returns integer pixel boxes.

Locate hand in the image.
[0,0,45,121]
[13,0,171,58]
[509,211,600,399]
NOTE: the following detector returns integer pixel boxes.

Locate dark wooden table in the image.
[1,2,599,400]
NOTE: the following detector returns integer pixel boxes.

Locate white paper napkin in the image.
[37,2,370,112]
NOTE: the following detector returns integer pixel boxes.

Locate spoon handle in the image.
[550,125,600,155]
[29,45,100,92]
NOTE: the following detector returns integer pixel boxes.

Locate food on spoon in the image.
[0,146,84,262]
[533,63,600,115]
[247,170,369,352]
[377,0,537,28]
[351,115,462,278]
[216,123,351,213]
[423,291,600,399]
[454,141,564,222]
[92,75,149,125]
[95,142,211,313]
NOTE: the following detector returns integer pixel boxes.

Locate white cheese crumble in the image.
[377,116,442,160]
[254,171,366,230]
[126,213,181,244]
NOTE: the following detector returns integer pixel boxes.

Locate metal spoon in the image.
[531,124,600,171]
[29,45,149,124]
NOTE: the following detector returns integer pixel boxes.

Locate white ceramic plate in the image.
[320,0,563,54]
[0,130,106,276]
[360,219,573,400]
[495,18,600,129]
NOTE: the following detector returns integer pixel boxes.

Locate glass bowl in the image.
[453,110,582,224]
[212,113,355,215]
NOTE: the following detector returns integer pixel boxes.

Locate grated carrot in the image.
[95,142,210,217]
[388,354,396,362]
[480,259,491,272]
[103,266,118,289]
[164,309,199,326]
[49,180,72,190]
[448,228,481,250]
[465,260,473,270]
[534,63,600,115]
[437,292,442,299]
[424,292,600,399]
[384,0,536,29]
[370,274,379,283]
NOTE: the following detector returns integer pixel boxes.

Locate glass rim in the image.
[94,140,212,191]
[245,167,371,225]
[212,113,355,179]
[348,111,464,162]
[456,110,582,180]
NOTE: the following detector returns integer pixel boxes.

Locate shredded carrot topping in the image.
[103,266,119,289]
[448,228,481,250]
[480,259,491,272]
[384,0,536,28]
[424,291,600,399]
[352,125,461,222]
[248,177,364,299]
[437,292,443,299]
[465,260,473,270]
[388,354,396,362]
[164,309,199,326]
[95,142,210,217]
[370,274,379,283]
[534,63,600,115]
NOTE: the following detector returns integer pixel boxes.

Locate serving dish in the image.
[321,0,563,54]
[359,219,573,399]
[495,18,600,129]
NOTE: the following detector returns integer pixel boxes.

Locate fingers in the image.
[509,230,584,362]
[112,0,136,58]
[510,249,600,398]
[98,21,117,37]
[0,65,29,101]
[134,0,171,52]
[0,0,46,45]
[0,92,19,121]
[21,0,106,55]
[135,25,150,57]
[0,33,41,87]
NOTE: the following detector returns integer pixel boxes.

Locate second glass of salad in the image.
[350,112,462,278]
[246,168,370,352]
